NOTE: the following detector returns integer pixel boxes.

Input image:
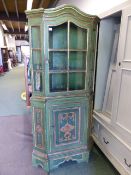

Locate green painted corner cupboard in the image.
[26,5,99,172]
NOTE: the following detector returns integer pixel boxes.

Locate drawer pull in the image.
[103,137,109,144]
[119,62,121,66]
[124,158,131,168]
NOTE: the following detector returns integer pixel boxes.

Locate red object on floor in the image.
[0,66,3,74]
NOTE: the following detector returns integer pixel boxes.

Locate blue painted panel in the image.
[54,108,79,145]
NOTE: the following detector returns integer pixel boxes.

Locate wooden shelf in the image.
[1,48,9,72]
[48,49,87,52]
[31,48,41,50]
[49,70,86,74]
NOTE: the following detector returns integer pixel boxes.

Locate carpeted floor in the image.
[0,64,31,116]
[0,115,47,175]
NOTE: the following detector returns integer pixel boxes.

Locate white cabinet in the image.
[92,117,131,175]
[113,6,131,144]
[92,4,131,175]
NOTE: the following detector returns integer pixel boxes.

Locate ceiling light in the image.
[25,25,28,32]
[2,24,8,30]
[27,0,33,10]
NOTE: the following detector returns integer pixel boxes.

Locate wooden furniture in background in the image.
[1,47,9,72]
[8,49,18,67]
[26,5,99,172]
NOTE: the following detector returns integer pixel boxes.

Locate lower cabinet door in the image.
[46,97,88,153]
[32,100,46,151]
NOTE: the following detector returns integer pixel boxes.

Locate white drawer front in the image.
[112,140,131,174]
[99,126,112,152]
[99,125,131,174]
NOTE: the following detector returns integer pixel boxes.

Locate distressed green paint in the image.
[26,4,99,172]
[45,97,88,152]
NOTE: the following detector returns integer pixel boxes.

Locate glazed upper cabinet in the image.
[31,25,43,95]
[29,8,98,97]
[26,5,99,172]
[46,22,88,95]
[93,4,131,175]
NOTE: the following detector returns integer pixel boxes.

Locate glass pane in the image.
[31,26,40,48]
[50,73,67,92]
[69,52,86,70]
[49,23,67,49]
[34,71,43,92]
[32,50,42,69]
[70,23,87,49]
[69,73,85,90]
[49,52,67,70]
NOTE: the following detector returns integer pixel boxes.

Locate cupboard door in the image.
[45,21,90,96]
[32,102,45,151]
[113,6,131,141]
[102,25,120,117]
[31,25,44,96]
[46,98,88,153]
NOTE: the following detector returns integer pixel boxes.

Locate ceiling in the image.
[0,0,59,41]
